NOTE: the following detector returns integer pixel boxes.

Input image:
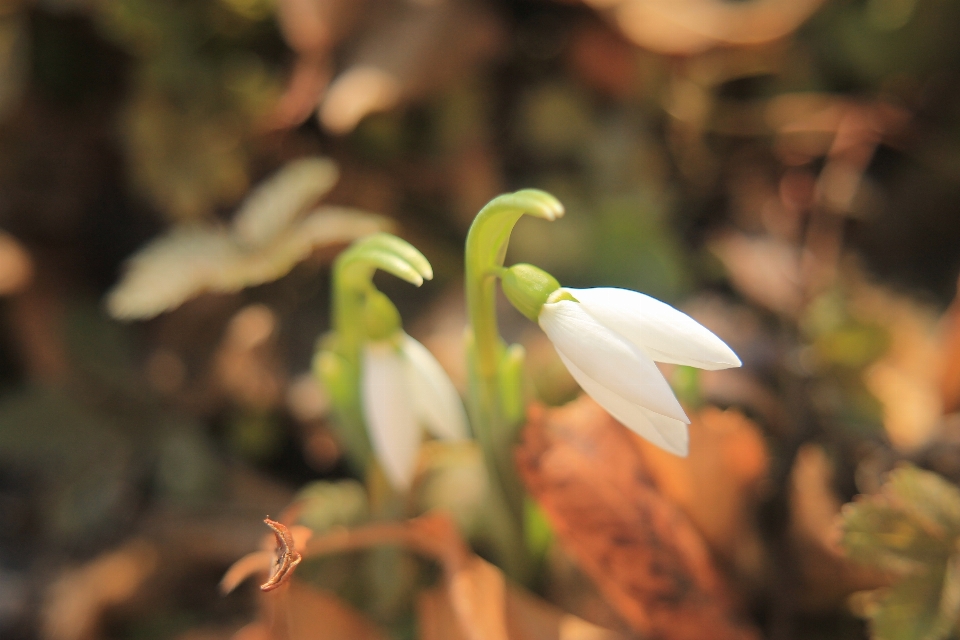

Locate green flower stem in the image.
[316,233,432,478]
[464,190,563,581]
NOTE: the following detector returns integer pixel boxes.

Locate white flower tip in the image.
[401,335,470,441]
[543,205,563,221]
[665,432,689,458]
[707,341,742,370]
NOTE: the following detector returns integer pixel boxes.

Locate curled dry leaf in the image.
[516,395,760,640]
[261,518,303,592]
[220,520,313,595]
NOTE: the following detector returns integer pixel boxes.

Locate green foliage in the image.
[294,480,370,533]
[841,465,960,640]
[92,0,282,220]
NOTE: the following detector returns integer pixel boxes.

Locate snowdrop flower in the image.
[362,333,469,490]
[502,264,741,457]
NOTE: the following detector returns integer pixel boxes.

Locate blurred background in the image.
[4,0,960,639]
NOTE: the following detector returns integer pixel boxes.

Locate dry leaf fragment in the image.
[0,229,32,295]
[418,579,628,640]
[261,518,303,592]
[42,539,159,640]
[236,581,390,640]
[582,0,827,55]
[516,396,760,640]
[227,511,626,640]
[941,277,960,415]
[319,0,501,134]
[709,232,803,317]
[788,445,889,611]
[282,581,389,640]
[107,157,389,320]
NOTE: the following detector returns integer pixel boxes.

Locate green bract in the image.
[500,263,562,321]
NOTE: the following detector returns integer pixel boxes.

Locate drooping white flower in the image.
[538,287,741,457]
[361,333,469,490]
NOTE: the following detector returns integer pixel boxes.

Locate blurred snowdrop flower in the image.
[362,334,469,490]
[502,265,741,457]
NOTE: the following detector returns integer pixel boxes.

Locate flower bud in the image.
[500,264,562,321]
[363,290,402,340]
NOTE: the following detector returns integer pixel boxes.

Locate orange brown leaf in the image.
[516,396,760,640]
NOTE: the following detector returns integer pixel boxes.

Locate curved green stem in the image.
[465,190,563,377]
[463,190,563,581]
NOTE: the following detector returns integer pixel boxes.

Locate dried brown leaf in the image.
[516,396,760,640]
[229,511,625,640]
[418,586,470,640]
[284,582,389,640]
[789,445,889,611]
[42,539,159,640]
[941,279,960,415]
[631,406,768,563]
[0,229,32,295]
[504,586,628,640]
[418,567,628,640]
[585,0,827,55]
[449,555,510,640]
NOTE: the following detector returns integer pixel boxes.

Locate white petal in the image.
[559,352,689,456]
[362,343,422,490]
[568,287,741,370]
[400,334,469,441]
[539,300,689,423]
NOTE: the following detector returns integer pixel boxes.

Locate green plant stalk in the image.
[318,234,433,479]
[463,189,563,581]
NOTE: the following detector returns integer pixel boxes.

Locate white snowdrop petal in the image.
[362,343,422,490]
[558,352,689,456]
[539,300,689,424]
[568,287,741,370]
[400,334,469,441]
